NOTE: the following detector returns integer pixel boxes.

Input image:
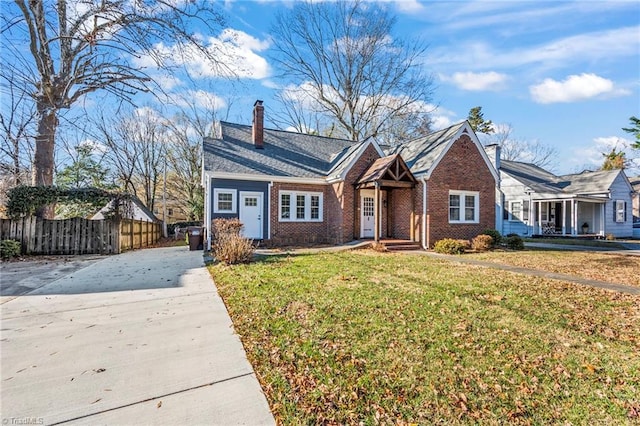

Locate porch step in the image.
[380,240,422,251]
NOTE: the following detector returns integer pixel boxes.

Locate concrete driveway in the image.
[1,246,274,425]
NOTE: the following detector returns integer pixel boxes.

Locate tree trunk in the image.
[33,103,58,218]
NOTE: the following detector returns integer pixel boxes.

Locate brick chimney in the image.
[252,100,264,149]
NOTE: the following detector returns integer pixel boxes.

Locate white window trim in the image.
[615,200,625,223]
[279,191,323,222]
[449,190,479,224]
[509,200,522,222]
[213,188,237,214]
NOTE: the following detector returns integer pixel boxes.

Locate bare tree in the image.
[270,0,433,143]
[164,93,230,221]
[97,108,167,212]
[2,1,227,216]
[0,72,35,185]
[488,124,558,170]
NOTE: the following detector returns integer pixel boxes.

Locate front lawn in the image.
[210,251,639,424]
[467,250,640,287]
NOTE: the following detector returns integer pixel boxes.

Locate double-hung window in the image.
[615,200,626,223]
[449,191,479,223]
[279,191,323,222]
[509,200,529,222]
[213,188,237,213]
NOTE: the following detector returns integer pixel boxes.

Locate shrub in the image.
[481,229,502,246]
[1,240,22,259]
[472,234,494,252]
[211,218,254,265]
[433,238,468,255]
[505,234,525,250]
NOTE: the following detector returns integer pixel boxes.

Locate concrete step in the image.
[384,242,422,251]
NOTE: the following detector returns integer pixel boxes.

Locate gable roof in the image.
[502,160,629,196]
[203,121,357,179]
[356,154,416,188]
[389,121,499,181]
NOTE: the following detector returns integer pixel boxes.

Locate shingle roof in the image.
[389,122,466,175]
[502,159,624,196]
[203,122,357,178]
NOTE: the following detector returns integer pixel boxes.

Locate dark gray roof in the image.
[203,122,356,178]
[389,122,466,175]
[502,159,624,195]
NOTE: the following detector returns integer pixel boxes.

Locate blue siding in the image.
[211,178,270,239]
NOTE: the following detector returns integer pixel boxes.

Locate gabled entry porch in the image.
[532,197,606,237]
[355,154,417,242]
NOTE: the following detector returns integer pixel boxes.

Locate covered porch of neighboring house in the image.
[532,196,606,237]
[355,154,417,242]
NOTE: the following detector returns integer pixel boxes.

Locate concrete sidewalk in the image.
[1,246,274,425]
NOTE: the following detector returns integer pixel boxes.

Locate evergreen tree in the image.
[467,106,494,134]
[622,116,640,149]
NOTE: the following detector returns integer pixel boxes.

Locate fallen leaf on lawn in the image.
[157,401,162,408]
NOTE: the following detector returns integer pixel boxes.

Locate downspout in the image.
[422,176,428,250]
[268,181,273,240]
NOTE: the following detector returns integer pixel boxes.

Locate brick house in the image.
[202,101,499,248]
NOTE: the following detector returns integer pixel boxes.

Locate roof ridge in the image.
[219,121,357,144]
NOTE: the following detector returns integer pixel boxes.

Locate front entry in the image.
[239,192,263,239]
[360,191,375,238]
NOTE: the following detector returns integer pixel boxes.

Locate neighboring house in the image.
[486,144,634,238]
[91,196,159,222]
[629,176,640,223]
[201,100,498,248]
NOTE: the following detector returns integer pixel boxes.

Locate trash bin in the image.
[187,226,204,251]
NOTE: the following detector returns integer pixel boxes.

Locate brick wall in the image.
[425,134,496,247]
[268,182,331,246]
[390,188,413,239]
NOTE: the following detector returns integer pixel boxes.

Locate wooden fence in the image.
[0,216,161,255]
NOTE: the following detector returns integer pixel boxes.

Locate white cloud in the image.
[167,90,227,110]
[529,73,628,104]
[133,28,271,80]
[443,71,508,91]
[429,26,639,72]
[392,0,424,13]
[573,135,638,172]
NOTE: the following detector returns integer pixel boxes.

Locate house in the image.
[91,195,159,222]
[486,144,635,238]
[201,100,498,248]
[630,176,640,223]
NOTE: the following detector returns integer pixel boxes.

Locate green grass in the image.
[210,251,640,424]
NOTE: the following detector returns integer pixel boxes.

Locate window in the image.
[167,208,173,216]
[213,188,237,213]
[510,201,522,221]
[281,194,291,219]
[509,200,529,222]
[310,195,320,220]
[615,200,626,223]
[449,191,479,223]
[279,191,323,222]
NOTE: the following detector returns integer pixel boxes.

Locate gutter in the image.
[422,176,428,250]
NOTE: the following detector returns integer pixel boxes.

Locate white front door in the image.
[360,191,375,238]
[239,192,263,239]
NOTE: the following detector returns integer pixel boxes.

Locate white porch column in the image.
[572,200,578,236]
[562,200,567,235]
[537,201,542,234]
[600,203,605,236]
[374,182,380,242]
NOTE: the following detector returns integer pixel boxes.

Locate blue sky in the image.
[4,1,637,176]
[177,0,638,175]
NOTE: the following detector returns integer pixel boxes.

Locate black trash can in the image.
[187,226,204,251]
